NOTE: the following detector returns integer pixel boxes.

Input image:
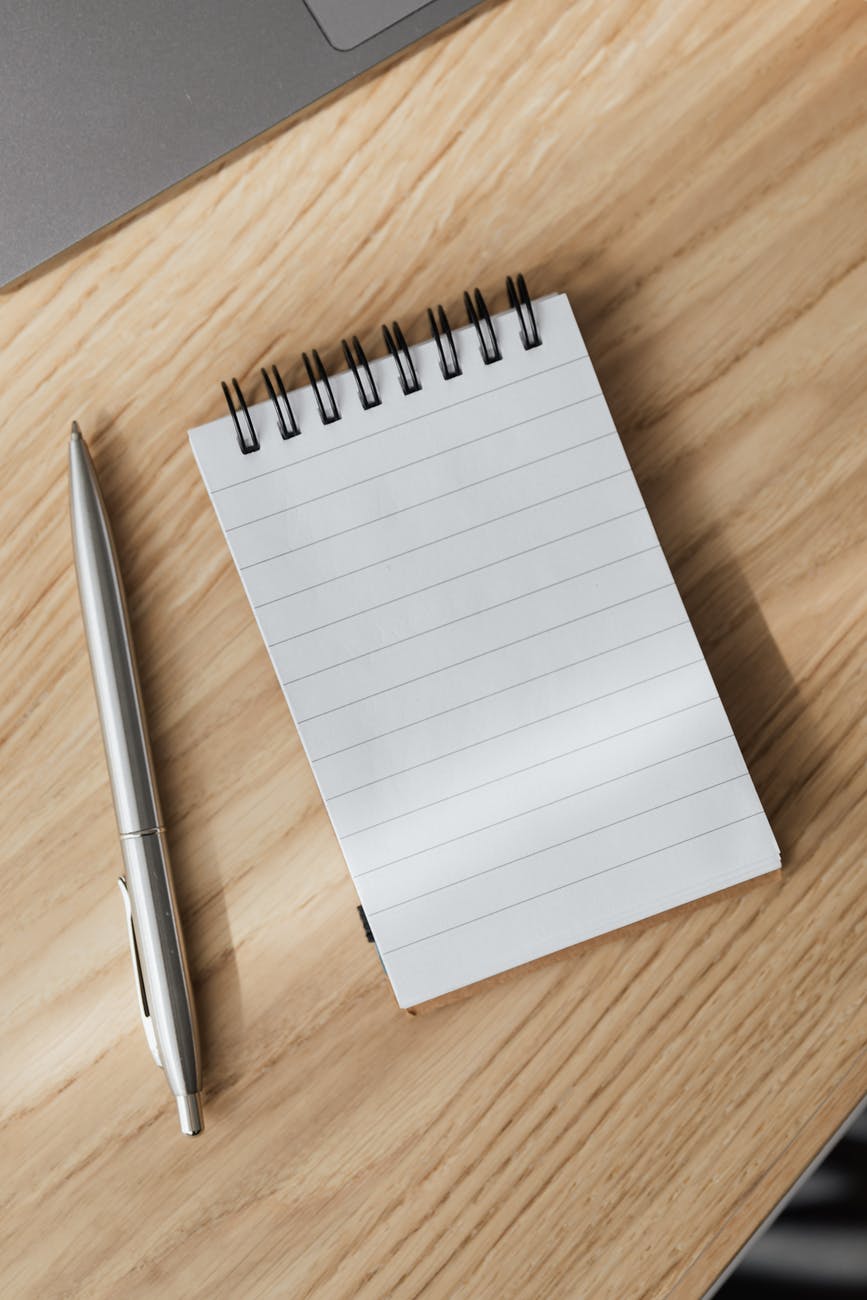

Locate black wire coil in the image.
[220,274,542,455]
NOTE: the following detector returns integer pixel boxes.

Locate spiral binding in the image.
[220,274,542,455]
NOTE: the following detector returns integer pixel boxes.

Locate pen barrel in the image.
[70,432,202,1130]
[69,435,162,835]
[122,830,201,1099]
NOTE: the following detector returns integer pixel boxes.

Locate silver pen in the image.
[69,422,203,1136]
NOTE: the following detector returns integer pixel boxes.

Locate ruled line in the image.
[377,807,764,921]
[211,354,589,494]
[230,399,602,533]
[327,693,717,802]
[270,543,658,651]
[239,446,623,571]
[258,486,640,623]
[353,739,738,870]
[231,406,611,539]
[301,615,688,728]
[378,814,766,952]
[287,581,675,693]
[313,656,704,766]
[342,731,731,841]
[258,500,639,612]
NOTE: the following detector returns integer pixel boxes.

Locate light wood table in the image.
[2,1,865,1295]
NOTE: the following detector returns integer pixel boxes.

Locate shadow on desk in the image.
[427,257,815,876]
[556,274,820,870]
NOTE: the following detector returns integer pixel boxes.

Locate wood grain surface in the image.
[1,1,865,1296]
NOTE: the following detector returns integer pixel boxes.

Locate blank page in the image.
[190,293,779,1006]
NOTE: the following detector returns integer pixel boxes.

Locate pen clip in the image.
[117,877,162,1069]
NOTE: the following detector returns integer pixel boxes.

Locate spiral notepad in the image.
[189,278,779,1007]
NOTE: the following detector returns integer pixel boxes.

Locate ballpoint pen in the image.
[69,422,203,1136]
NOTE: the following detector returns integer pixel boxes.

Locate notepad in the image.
[189,287,779,1007]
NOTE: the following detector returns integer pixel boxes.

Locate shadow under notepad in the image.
[658,531,800,863]
[572,342,810,870]
[425,273,806,860]
[467,259,807,866]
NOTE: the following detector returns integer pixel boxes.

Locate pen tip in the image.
[70,420,82,441]
[177,1093,204,1136]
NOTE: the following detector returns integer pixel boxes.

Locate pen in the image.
[69,422,203,1136]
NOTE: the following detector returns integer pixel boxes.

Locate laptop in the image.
[0,0,484,287]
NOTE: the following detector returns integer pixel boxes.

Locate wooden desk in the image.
[2,1,865,1295]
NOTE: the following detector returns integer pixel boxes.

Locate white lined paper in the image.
[190,293,779,1006]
